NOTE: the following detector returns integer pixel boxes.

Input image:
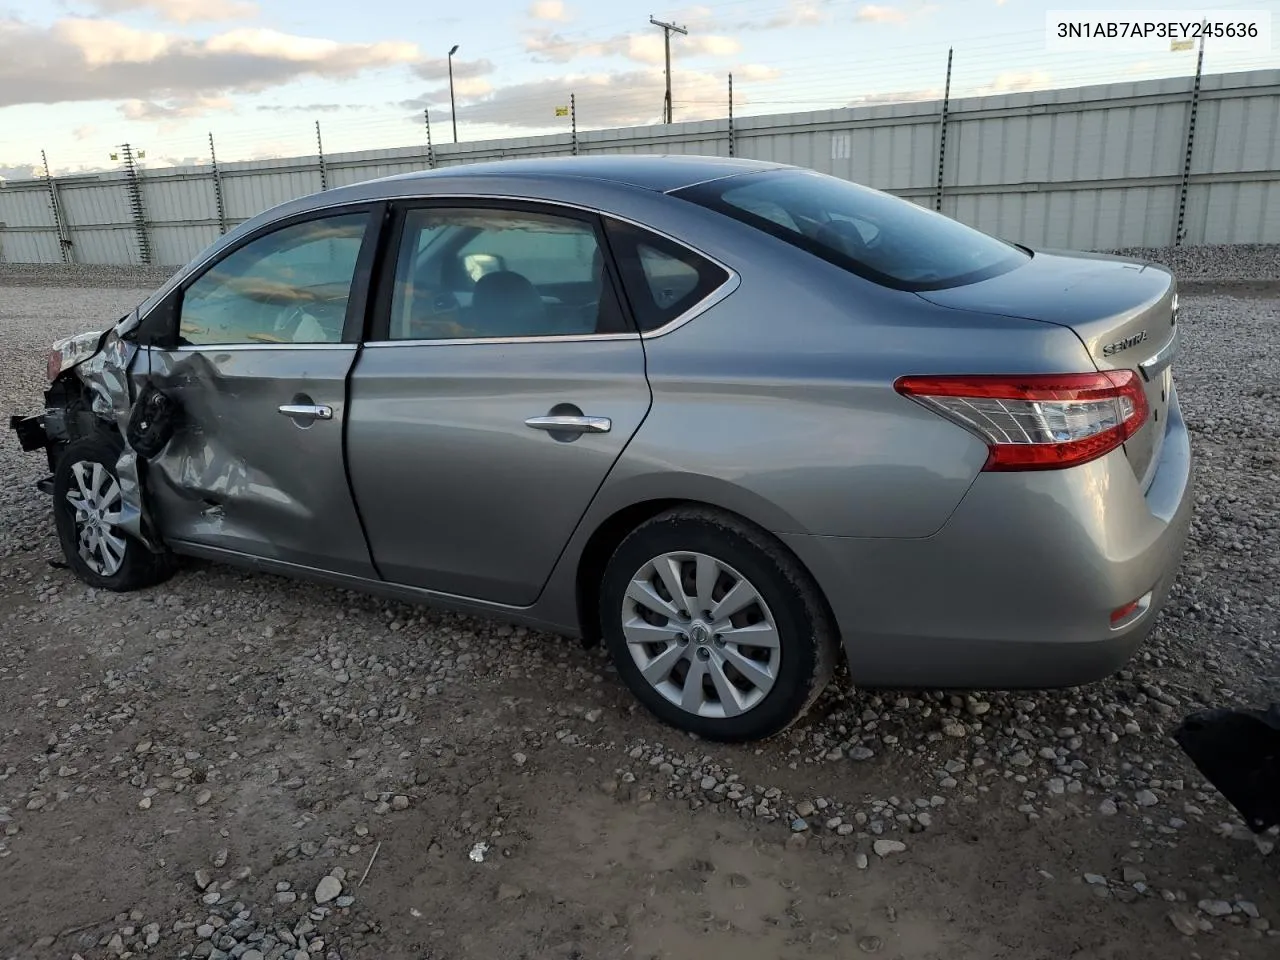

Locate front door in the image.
[136,208,379,578]
[346,201,651,606]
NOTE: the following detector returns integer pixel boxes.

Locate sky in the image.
[0,0,1276,179]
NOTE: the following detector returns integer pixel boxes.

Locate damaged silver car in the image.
[11,156,1193,742]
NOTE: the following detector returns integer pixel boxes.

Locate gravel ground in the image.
[1,268,1278,960]
[1106,244,1280,283]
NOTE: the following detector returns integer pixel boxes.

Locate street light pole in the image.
[649,16,688,124]
[448,44,460,143]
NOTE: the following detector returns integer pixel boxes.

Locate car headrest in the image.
[471,270,546,336]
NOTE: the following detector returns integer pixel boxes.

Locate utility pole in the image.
[649,15,688,123]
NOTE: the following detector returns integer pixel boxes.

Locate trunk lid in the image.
[916,249,1178,487]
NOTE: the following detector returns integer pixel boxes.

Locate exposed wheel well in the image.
[574,498,841,654]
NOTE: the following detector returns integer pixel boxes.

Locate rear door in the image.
[346,200,651,606]
[134,206,381,578]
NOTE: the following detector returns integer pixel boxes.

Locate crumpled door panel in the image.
[131,345,374,577]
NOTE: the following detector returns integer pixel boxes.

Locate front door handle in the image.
[524,415,611,434]
[278,403,333,421]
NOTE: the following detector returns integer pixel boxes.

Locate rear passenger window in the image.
[604,221,729,333]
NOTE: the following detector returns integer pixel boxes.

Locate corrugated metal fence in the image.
[1,69,1277,265]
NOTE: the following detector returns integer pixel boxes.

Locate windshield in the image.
[675,169,1028,291]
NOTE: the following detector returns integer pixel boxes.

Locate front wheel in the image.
[52,433,175,591]
[599,507,837,742]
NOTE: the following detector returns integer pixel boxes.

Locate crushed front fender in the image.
[69,328,166,553]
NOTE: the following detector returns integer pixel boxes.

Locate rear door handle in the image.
[524,415,611,434]
[278,403,333,421]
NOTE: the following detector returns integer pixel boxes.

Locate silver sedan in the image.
[11,156,1193,741]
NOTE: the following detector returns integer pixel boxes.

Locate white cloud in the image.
[737,64,782,81]
[450,77,495,97]
[203,29,415,66]
[255,102,368,112]
[413,55,495,80]
[528,0,570,22]
[82,0,259,23]
[0,16,420,109]
[523,28,612,63]
[405,68,741,130]
[0,162,42,181]
[121,95,235,120]
[54,19,171,65]
[732,0,828,30]
[626,33,665,65]
[142,154,210,168]
[856,4,909,24]
[687,35,740,57]
[848,86,942,106]
[524,26,740,65]
[976,70,1052,94]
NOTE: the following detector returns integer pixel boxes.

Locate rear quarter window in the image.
[604,220,730,333]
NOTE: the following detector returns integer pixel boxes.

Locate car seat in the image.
[470,270,547,337]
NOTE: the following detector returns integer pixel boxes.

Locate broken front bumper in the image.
[8,413,56,494]
[9,413,50,452]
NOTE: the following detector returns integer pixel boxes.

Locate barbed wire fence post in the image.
[209,133,227,236]
[424,109,436,169]
[1174,26,1207,247]
[571,93,578,156]
[41,149,73,263]
[935,47,953,213]
[316,121,328,192]
[118,143,152,265]
[728,73,735,158]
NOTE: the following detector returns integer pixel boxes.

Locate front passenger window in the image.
[179,213,368,346]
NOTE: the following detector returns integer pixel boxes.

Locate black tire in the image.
[52,433,175,592]
[599,506,837,742]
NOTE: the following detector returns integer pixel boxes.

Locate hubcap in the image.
[622,551,780,719]
[64,460,126,577]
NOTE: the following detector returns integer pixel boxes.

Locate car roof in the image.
[368,155,787,194]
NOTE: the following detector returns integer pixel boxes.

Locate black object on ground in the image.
[1174,705,1280,833]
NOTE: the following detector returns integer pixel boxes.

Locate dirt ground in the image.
[1,280,1278,960]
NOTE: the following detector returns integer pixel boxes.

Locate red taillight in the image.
[894,371,1148,471]
[47,350,62,382]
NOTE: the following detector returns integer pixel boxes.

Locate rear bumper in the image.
[784,386,1194,689]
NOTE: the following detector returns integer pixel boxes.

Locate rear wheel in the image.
[52,434,175,591]
[600,507,837,742]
